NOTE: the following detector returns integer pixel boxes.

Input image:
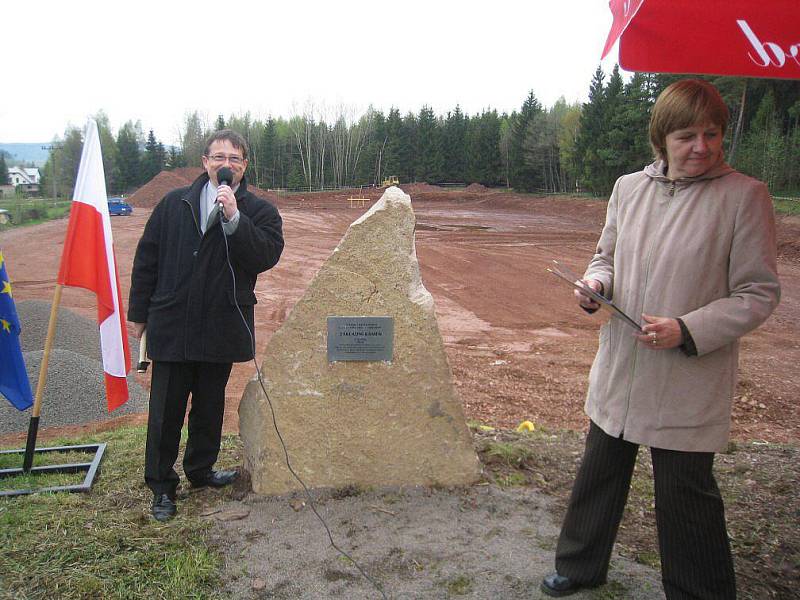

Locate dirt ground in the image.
[2,184,798,598]
[3,184,798,445]
[204,476,665,600]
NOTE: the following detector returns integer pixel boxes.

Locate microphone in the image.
[217,166,234,187]
[216,167,234,216]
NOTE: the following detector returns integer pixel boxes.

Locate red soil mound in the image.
[465,183,489,192]
[126,168,204,208]
[127,168,280,209]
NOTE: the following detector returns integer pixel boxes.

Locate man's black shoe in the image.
[189,469,238,489]
[540,573,599,597]
[151,493,177,522]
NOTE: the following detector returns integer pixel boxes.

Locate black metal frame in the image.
[0,443,106,497]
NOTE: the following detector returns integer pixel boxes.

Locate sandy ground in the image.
[2,185,798,598]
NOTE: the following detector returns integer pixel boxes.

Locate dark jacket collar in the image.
[185,171,251,216]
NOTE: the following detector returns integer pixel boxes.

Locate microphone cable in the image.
[218,217,389,600]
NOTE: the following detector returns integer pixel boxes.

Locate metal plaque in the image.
[327,316,394,362]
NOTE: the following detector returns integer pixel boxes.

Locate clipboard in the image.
[546,260,644,333]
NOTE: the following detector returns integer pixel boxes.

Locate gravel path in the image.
[0,300,148,435]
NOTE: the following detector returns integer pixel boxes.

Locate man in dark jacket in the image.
[128,129,284,521]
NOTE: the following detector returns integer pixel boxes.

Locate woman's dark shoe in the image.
[540,573,599,597]
[151,493,177,522]
[189,469,238,489]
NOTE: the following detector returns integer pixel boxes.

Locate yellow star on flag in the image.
[1,318,11,333]
[1,279,11,297]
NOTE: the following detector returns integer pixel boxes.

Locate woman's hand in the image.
[636,314,683,350]
[574,279,603,312]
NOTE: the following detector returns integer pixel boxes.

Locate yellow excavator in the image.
[381,175,399,187]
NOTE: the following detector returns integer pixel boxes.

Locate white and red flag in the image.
[57,119,130,411]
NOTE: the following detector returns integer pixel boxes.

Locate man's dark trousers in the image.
[145,360,233,497]
[555,421,736,599]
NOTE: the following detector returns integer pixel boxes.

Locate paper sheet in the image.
[546,260,644,333]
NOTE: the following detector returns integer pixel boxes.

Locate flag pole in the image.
[23,284,63,472]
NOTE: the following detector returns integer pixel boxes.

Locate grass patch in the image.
[773,197,800,215]
[496,472,528,487]
[0,449,93,469]
[483,441,533,466]
[590,580,628,598]
[0,426,242,599]
[0,470,82,492]
[0,198,71,227]
[444,574,473,595]
[0,449,97,492]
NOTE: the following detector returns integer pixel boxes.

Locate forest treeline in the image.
[40,67,800,200]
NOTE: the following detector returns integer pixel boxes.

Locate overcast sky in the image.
[2,0,621,146]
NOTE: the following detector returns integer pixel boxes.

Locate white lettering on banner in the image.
[737,19,800,69]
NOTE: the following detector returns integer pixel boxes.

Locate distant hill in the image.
[0,143,51,166]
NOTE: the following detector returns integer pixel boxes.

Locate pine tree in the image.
[466,110,502,186]
[416,106,443,182]
[396,111,417,183]
[573,66,607,194]
[274,118,295,189]
[287,161,305,190]
[61,128,84,199]
[181,112,207,167]
[40,127,83,200]
[257,118,278,188]
[556,101,582,193]
[215,114,226,130]
[143,129,164,183]
[592,65,631,193]
[510,90,543,192]
[382,108,403,181]
[354,108,385,185]
[616,72,656,172]
[442,105,467,182]
[114,121,142,193]
[0,153,8,185]
[93,111,118,194]
[783,100,800,193]
[156,142,166,171]
[737,91,786,189]
[166,146,186,170]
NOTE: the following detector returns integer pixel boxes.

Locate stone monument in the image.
[239,187,482,495]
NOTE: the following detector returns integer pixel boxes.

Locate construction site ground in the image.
[3,183,798,444]
[2,183,799,598]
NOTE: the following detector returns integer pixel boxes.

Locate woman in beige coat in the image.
[541,80,781,599]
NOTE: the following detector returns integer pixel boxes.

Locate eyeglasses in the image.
[206,154,245,165]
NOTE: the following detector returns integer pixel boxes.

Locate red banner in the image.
[602,0,646,59]
[616,0,800,80]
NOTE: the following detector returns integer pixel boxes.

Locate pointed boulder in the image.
[240,187,482,495]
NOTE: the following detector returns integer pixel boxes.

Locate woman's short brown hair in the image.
[649,79,730,161]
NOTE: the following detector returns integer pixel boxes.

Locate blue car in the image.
[108,198,133,216]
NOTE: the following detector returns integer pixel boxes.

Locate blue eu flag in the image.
[0,251,33,410]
